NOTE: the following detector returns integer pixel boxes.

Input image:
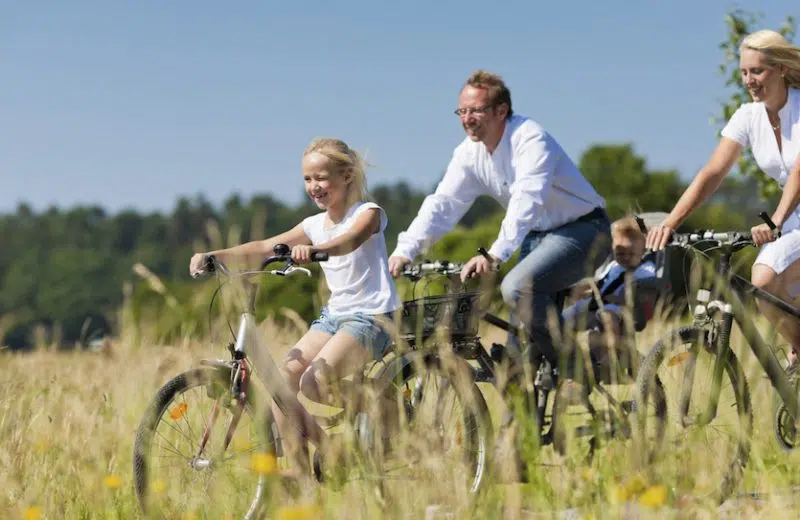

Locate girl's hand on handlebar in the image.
[291,244,317,264]
[189,253,211,278]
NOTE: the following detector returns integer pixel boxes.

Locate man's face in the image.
[456,85,506,143]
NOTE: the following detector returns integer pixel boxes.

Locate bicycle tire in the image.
[634,326,753,504]
[773,362,800,450]
[133,365,276,519]
[370,350,493,495]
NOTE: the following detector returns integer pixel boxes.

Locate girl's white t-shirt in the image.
[301,201,400,316]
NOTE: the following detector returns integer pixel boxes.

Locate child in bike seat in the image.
[189,137,400,474]
[561,216,657,374]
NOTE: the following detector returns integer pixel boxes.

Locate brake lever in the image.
[270,265,312,277]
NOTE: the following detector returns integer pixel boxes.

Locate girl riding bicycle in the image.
[189,137,400,473]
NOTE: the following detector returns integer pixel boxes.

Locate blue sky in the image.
[1,0,796,214]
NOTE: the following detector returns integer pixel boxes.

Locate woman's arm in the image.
[664,138,742,228]
[648,137,742,249]
[771,153,800,228]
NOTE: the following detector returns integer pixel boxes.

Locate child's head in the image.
[611,217,646,268]
[302,138,368,211]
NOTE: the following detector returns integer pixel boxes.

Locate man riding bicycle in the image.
[388,70,611,367]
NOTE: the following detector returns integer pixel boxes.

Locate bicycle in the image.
[632,212,800,504]
[132,244,489,519]
[389,249,669,488]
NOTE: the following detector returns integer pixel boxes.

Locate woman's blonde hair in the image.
[303,137,369,207]
[740,29,800,89]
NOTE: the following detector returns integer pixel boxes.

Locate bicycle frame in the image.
[203,253,327,443]
[677,240,800,424]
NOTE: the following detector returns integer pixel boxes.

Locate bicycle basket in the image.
[400,291,481,340]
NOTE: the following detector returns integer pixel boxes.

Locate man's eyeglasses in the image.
[454,104,495,117]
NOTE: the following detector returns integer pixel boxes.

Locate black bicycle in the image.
[633,213,800,504]
[132,244,491,519]
[389,250,669,489]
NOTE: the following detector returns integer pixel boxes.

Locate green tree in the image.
[578,143,685,219]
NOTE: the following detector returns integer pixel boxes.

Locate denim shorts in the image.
[309,307,394,361]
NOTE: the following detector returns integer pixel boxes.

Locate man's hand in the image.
[389,255,412,277]
[751,222,779,246]
[291,245,316,264]
[460,254,499,283]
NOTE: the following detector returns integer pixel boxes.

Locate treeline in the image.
[0,144,776,349]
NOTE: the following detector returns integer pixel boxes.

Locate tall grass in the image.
[2,275,800,519]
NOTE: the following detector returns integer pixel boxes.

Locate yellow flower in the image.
[24,506,42,520]
[35,438,50,453]
[152,478,167,495]
[608,473,647,504]
[638,485,668,508]
[250,452,277,474]
[103,474,122,489]
[623,474,647,496]
[278,505,322,520]
[608,484,630,504]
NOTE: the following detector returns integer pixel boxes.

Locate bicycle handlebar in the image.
[637,210,780,251]
[399,247,500,280]
[195,243,328,279]
[400,260,466,279]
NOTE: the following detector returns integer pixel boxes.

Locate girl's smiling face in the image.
[302,151,351,211]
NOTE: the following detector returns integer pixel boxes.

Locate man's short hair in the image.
[464,70,513,119]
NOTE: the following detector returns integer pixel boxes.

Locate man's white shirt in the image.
[392,115,606,262]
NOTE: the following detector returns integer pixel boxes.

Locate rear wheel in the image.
[366,351,493,498]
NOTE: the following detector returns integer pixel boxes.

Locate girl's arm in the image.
[312,208,381,257]
[206,223,311,266]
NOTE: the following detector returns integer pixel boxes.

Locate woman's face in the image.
[740,47,786,106]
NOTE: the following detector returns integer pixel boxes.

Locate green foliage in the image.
[716,7,796,198]
[10,3,800,347]
[579,144,684,220]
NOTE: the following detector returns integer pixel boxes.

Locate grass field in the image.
[2,308,800,519]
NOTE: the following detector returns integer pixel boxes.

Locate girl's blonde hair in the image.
[741,29,800,89]
[303,137,369,207]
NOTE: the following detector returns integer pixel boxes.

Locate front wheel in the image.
[133,365,277,519]
[634,327,753,505]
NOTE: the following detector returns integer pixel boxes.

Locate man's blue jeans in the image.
[500,210,611,365]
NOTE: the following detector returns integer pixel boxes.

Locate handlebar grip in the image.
[311,252,329,262]
[759,211,777,231]
[477,247,492,261]
[204,254,217,272]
